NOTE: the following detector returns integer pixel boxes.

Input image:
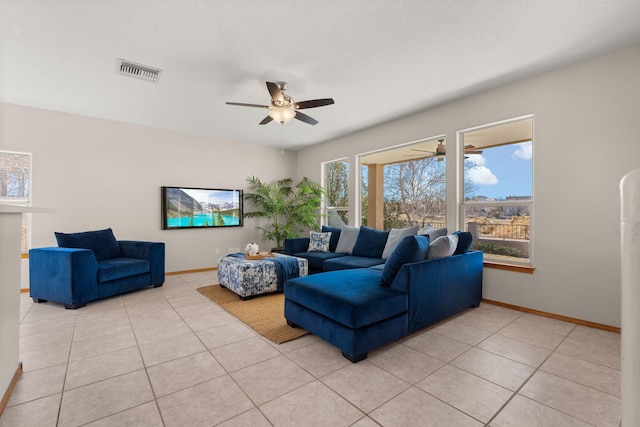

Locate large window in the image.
[359,137,446,230]
[1,150,32,251]
[460,117,533,265]
[323,159,349,227]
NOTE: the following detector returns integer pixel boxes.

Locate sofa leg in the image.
[153,283,164,288]
[472,302,480,308]
[342,351,367,363]
[32,298,47,304]
[64,303,86,310]
[286,319,299,328]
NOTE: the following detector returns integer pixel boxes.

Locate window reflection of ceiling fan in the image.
[226,81,334,125]
[406,139,483,160]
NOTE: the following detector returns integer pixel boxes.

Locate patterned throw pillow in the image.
[308,231,331,252]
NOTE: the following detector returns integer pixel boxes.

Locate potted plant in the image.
[244,176,324,251]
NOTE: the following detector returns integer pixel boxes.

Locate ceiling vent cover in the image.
[116,59,161,83]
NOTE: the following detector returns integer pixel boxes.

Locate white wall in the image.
[297,43,640,327]
[0,103,297,272]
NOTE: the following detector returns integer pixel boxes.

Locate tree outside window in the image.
[323,160,349,227]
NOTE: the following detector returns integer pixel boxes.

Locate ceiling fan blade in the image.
[226,102,269,108]
[294,111,318,125]
[266,82,285,106]
[259,116,273,125]
[294,98,335,109]
[466,150,483,155]
[411,148,436,154]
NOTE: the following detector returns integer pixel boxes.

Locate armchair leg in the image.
[64,303,86,310]
[32,298,47,303]
[153,283,164,288]
[287,319,299,328]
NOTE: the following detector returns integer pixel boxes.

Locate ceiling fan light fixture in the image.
[269,106,296,124]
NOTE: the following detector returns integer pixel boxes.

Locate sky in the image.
[465,141,532,199]
[182,188,240,205]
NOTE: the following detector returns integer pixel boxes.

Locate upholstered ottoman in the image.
[217,253,308,299]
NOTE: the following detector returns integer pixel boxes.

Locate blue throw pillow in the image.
[55,228,122,260]
[453,231,473,255]
[380,235,430,287]
[351,226,389,259]
[322,225,342,252]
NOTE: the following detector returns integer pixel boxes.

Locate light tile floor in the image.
[1,271,621,426]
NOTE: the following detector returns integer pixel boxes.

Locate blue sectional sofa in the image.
[283,234,483,362]
[285,225,389,273]
[29,228,165,309]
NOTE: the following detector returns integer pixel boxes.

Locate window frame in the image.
[458,116,534,268]
[321,157,350,227]
[0,150,33,252]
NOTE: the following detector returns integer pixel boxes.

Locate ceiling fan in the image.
[406,139,483,160]
[226,81,334,126]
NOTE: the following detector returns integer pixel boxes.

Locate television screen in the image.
[161,186,243,229]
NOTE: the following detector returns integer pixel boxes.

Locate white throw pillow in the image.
[419,226,448,241]
[382,226,419,259]
[426,234,459,259]
[308,231,331,252]
[334,226,360,254]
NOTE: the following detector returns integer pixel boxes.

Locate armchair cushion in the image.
[97,258,150,283]
[55,228,122,260]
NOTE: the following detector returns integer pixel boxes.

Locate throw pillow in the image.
[352,226,389,259]
[382,226,419,259]
[380,235,430,287]
[419,225,448,241]
[55,228,122,261]
[453,231,473,255]
[322,225,342,252]
[426,234,459,260]
[335,226,360,254]
[308,231,331,252]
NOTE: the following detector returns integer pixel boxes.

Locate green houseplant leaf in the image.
[244,176,324,249]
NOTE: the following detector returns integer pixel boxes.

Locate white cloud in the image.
[468,165,498,185]
[466,153,485,165]
[512,141,532,160]
[466,154,498,185]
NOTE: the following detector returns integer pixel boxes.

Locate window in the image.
[359,137,446,230]
[0,150,32,251]
[460,117,533,265]
[323,159,349,227]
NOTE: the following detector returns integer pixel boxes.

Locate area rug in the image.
[197,284,309,344]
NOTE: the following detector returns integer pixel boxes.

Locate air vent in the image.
[116,59,161,83]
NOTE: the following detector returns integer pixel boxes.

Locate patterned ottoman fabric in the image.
[218,253,308,298]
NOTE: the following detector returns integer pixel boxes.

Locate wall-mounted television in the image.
[161,186,243,230]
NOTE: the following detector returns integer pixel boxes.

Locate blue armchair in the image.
[29,228,165,309]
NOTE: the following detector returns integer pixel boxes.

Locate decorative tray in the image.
[245,252,275,260]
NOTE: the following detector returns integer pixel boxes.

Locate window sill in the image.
[483,261,534,274]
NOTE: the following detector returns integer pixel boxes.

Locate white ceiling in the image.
[2,1,640,150]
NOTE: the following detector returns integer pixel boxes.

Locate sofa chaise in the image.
[284,234,483,362]
[29,228,165,309]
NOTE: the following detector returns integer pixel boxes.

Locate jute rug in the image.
[197,285,309,344]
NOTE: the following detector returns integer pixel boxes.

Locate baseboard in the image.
[482,299,620,333]
[0,362,22,417]
[166,267,217,275]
